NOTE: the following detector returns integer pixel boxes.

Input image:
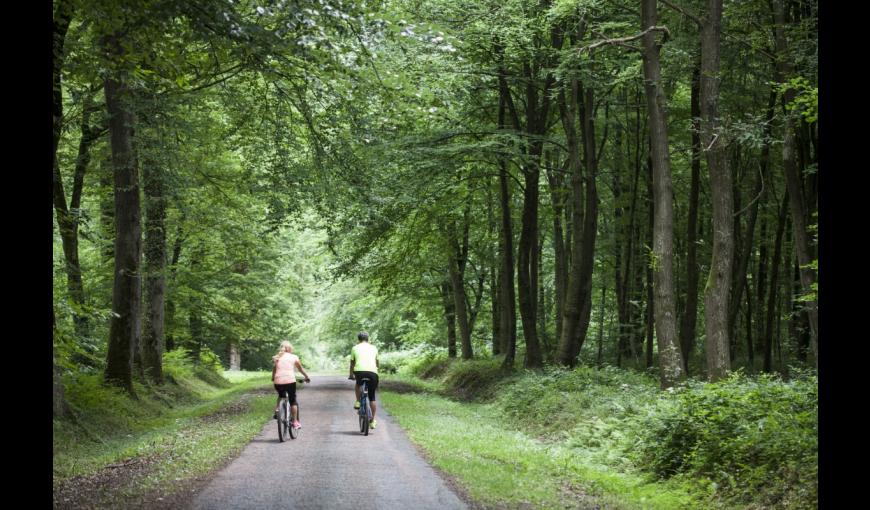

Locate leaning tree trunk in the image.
[103,34,141,394]
[640,0,684,387]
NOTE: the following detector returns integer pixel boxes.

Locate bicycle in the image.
[277,377,309,442]
[351,376,374,436]
[276,394,300,442]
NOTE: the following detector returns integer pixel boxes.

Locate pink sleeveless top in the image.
[274,353,298,385]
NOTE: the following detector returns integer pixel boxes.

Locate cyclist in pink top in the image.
[271,341,310,429]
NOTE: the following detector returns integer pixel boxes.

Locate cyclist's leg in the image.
[353,371,363,406]
[273,384,285,414]
[288,383,299,423]
[369,373,379,421]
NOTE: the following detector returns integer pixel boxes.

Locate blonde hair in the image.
[273,341,294,362]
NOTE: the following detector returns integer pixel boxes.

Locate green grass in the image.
[382,389,710,510]
[53,368,275,506]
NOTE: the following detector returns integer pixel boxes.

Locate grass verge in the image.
[382,388,709,510]
[54,369,274,508]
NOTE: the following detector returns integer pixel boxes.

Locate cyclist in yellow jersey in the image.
[348,331,380,429]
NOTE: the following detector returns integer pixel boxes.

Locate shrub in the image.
[379,346,430,374]
[633,371,818,508]
[442,358,510,401]
[406,350,453,379]
[164,347,230,388]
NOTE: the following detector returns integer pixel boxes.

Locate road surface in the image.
[189,375,468,510]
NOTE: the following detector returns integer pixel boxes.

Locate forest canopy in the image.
[53,0,818,393]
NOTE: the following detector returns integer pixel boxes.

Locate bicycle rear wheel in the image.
[278,399,289,442]
[359,397,369,435]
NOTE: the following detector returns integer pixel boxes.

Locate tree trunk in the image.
[491,266,501,355]
[700,0,732,382]
[556,79,584,367]
[228,341,241,371]
[679,63,702,374]
[772,0,817,365]
[53,307,65,418]
[497,84,518,369]
[103,38,141,394]
[141,148,167,384]
[517,165,541,368]
[571,84,600,358]
[52,0,88,338]
[644,154,655,370]
[537,235,549,360]
[745,278,754,371]
[640,0,684,386]
[755,215,769,361]
[449,207,474,360]
[99,156,116,262]
[441,281,457,358]
[597,285,606,366]
[488,180,501,356]
[545,157,568,345]
[165,220,185,352]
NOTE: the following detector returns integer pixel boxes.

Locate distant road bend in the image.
[190,375,468,510]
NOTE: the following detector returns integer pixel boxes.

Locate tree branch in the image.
[581,26,670,53]
[659,0,702,27]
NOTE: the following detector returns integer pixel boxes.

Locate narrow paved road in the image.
[189,376,467,510]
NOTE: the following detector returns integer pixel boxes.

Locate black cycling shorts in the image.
[274,383,297,405]
[354,371,379,402]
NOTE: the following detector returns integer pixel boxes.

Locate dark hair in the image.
[358,331,369,341]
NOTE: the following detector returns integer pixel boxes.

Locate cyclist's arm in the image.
[271,361,277,382]
[349,357,355,378]
[295,359,310,381]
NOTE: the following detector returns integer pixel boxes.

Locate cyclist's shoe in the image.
[292,420,302,429]
[370,419,378,430]
[353,401,361,409]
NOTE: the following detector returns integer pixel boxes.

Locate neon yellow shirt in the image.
[351,342,378,374]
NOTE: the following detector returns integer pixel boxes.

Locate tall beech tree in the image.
[639,0,684,387]
[699,0,732,381]
[102,30,142,393]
